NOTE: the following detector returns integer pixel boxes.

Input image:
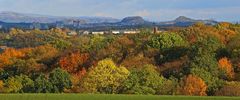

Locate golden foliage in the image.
[49,28,68,38]
[31,44,59,61]
[180,74,207,96]
[218,57,235,79]
[182,23,237,44]
[0,45,56,72]
[0,48,27,68]
[0,80,4,92]
[218,22,232,28]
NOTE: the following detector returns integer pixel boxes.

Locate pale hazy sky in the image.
[0,0,239,21]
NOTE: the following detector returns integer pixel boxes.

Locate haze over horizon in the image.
[0,0,239,22]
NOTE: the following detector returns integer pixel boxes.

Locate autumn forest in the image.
[0,22,240,96]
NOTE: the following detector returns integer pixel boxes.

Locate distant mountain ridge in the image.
[159,16,218,26]
[0,11,62,23]
[120,16,146,25]
[0,11,120,23]
[117,16,218,27]
[174,16,195,22]
[0,11,219,30]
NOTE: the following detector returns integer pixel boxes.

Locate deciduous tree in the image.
[218,57,234,79]
[34,74,53,93]
[58,51,89,73]
[0,48,26,68]
[179,74,207,96]
[4,75,34,93]
[120,64,165,95]
[49,68,72,93]
[82,59,129,93]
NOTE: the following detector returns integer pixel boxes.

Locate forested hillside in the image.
[0,22,240,96]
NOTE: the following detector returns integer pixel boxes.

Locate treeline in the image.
[0,22,240,96]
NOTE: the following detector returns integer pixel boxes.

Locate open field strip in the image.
[0,94,239,100]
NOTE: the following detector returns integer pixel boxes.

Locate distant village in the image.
[66,27,162,36]
[0,23,164,36]
[0,27,162,51]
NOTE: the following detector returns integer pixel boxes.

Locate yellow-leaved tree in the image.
[82,58,129,93]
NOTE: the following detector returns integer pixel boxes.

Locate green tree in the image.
[50,39,71,50]
[148,32,188,64]
[186,36,225,95]
[227,34,240,63]
[120,64,166,95]
[82,59,129,93]
[89,35,107,52]
[190,67,224,95]
[157,77,178,95]
[34,74,53,93]
[49,68,72,93]
[148,33,187,50]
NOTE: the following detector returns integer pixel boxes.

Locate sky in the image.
[0,0,239,21]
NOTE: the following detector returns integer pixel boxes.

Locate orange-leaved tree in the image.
[0,48,29,68]
[179,74,207,96]
[58,51,89,74]
[218,57,235,79]
[0,80,3,92]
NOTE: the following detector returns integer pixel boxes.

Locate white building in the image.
[67,31,78,36]
[0,46,8,50]
[112,31,120,34]
[123,30,139,34]
[82,31,90,35]
[92,31,104,35]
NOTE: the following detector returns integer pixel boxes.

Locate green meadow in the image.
[0,94,239,100]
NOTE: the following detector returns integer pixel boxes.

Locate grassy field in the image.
[0,94,239,100]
